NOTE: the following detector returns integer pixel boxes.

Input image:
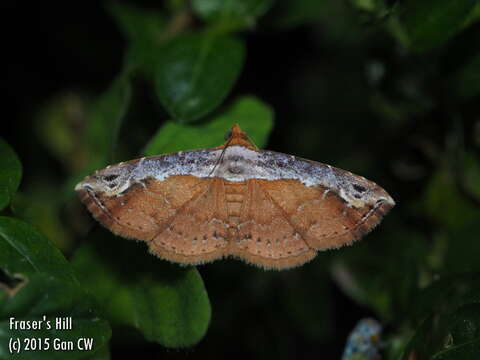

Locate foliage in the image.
[71,231,211,348]
[0,150,111,359]
[0,140,22,212]
[3,0,480,358]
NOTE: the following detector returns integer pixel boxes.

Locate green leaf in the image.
[403,274,480,360]
[154,32,245,123]
[404,306,480,360]
[398,0,478,52]
[0,139,22,211]
[0,274,111,360]
[192,0,273,31]
[86,76,132,168]
[71,228,211,348]
[0,217,77,284]
[0,217,111,359]
[144,95,273,155]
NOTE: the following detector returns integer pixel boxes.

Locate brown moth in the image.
[75,125,394,269]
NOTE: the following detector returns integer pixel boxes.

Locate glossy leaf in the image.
[0,217,111,359]
[192,0,273,30]
[399,0,478,52]
[0,139,22,211]
[0,274,111,360]
[0,217,77,284]
[144,95,273,155]
[71,228,211,348]
[154,32,245,123]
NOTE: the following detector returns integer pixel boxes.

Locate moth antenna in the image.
[245,133,259,149]
[207,135,233,178]
[186,132,234,194]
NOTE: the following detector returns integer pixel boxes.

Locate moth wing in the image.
[148,177,230,265]
[233,179,316,269]
[256,155,394,250]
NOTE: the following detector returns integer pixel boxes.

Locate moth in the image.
[75,125,394,269]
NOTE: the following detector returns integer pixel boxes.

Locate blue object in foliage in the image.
[341,318,382,360]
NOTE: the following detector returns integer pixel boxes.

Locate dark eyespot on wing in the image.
[104,174,119,182]
[353,184,367,193]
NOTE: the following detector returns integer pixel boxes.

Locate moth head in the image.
[223,124,257,150]
[341,178,395,208]
[75,164,132,195]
